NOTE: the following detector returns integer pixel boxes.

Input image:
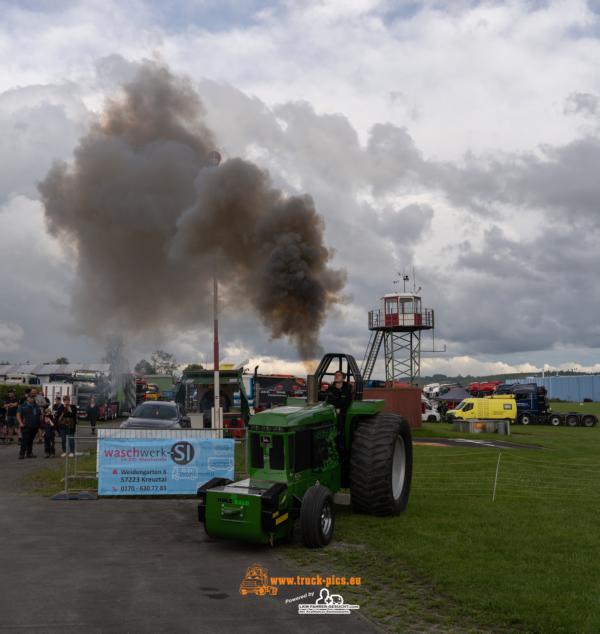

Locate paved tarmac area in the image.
[0,429,376,633]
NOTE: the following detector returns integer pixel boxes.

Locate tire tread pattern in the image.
[350,413,412,516]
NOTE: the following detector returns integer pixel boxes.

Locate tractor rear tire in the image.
[301,485,334,548]
[582,415,597,428]
[350,413,413,516]
[566,415,579,427]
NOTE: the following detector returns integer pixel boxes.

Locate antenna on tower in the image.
[392,271,410,293]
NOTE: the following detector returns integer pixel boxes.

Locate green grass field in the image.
[287,415,600,633]
[550,401,600,416]
[25,409,600,631]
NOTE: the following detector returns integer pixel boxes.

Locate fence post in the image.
[63,449,69,496]
[492,451,502,502]
[74,434,78,477]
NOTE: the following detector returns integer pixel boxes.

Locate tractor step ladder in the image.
[361,329,383,381]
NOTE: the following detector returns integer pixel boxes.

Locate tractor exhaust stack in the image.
[307,374,317,405]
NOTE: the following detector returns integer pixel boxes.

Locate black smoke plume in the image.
[39,62,345,359]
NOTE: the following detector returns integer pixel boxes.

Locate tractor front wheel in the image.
[301,485,335,548]
[350,413,413,516]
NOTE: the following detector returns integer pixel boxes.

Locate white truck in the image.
[1,373,41,386]
[41,382,78,404]
[421,396,441,422]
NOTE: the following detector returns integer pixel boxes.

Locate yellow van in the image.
[447,395,516,422]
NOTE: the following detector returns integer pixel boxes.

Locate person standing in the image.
[87,397,99,436]
[30,388,46,445]
[199,386,215,428]
[4,390,19,442]
[57,395,78,457]
[0,401,6,443]
[16,393,41,459]
[438,400,448,420]
[52,395,62,419]
[42,408,56,458]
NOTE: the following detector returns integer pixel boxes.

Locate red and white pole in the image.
[213,262,220,431]
[208,150,222,432]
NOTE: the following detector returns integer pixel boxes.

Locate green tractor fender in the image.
[343,399,385,450]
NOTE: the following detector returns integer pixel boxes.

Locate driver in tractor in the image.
[326,371,352,417]
[326,371,353,453]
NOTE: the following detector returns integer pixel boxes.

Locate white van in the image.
[422,397,441,422]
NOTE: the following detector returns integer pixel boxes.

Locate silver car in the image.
[120,402,190,429]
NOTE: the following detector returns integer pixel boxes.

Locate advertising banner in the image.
[98,437,234,495]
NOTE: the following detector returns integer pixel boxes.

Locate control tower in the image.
[361,290,434,384]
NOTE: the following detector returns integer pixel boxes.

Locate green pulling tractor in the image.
[197,354,413,548]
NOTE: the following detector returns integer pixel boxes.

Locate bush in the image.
[0,384,27,405]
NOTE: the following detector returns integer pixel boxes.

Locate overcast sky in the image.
[2,0,600,377]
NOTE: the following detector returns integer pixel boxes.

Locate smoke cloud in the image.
[38,61,345,359]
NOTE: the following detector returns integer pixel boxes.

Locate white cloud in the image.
[421,356,540,377]
[0,322,24,354]
[0,194,77,361]
[1,1,600,374]
[3,1,598,157]
[0,83,88,202]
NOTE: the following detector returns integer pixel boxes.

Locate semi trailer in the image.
[496,383,597,427]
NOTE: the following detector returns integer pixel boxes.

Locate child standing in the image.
[42,408,56,458]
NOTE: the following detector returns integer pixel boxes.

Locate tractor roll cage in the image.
[313,353,364,402]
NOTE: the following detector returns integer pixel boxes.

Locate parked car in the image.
[120,402,191,429]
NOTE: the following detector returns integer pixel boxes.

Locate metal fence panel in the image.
[508,375,600,401]
[97,428,233,440]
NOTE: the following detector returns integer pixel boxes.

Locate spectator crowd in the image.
[0,388,100,459]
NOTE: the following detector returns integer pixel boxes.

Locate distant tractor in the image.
[198,353,413,548]
[73,371,119,420]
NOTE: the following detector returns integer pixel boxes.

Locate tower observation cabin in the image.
[361,292,434,384]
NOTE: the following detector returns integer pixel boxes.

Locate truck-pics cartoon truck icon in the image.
[239,564,278,597]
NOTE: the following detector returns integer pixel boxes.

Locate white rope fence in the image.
[411,448,600,502]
